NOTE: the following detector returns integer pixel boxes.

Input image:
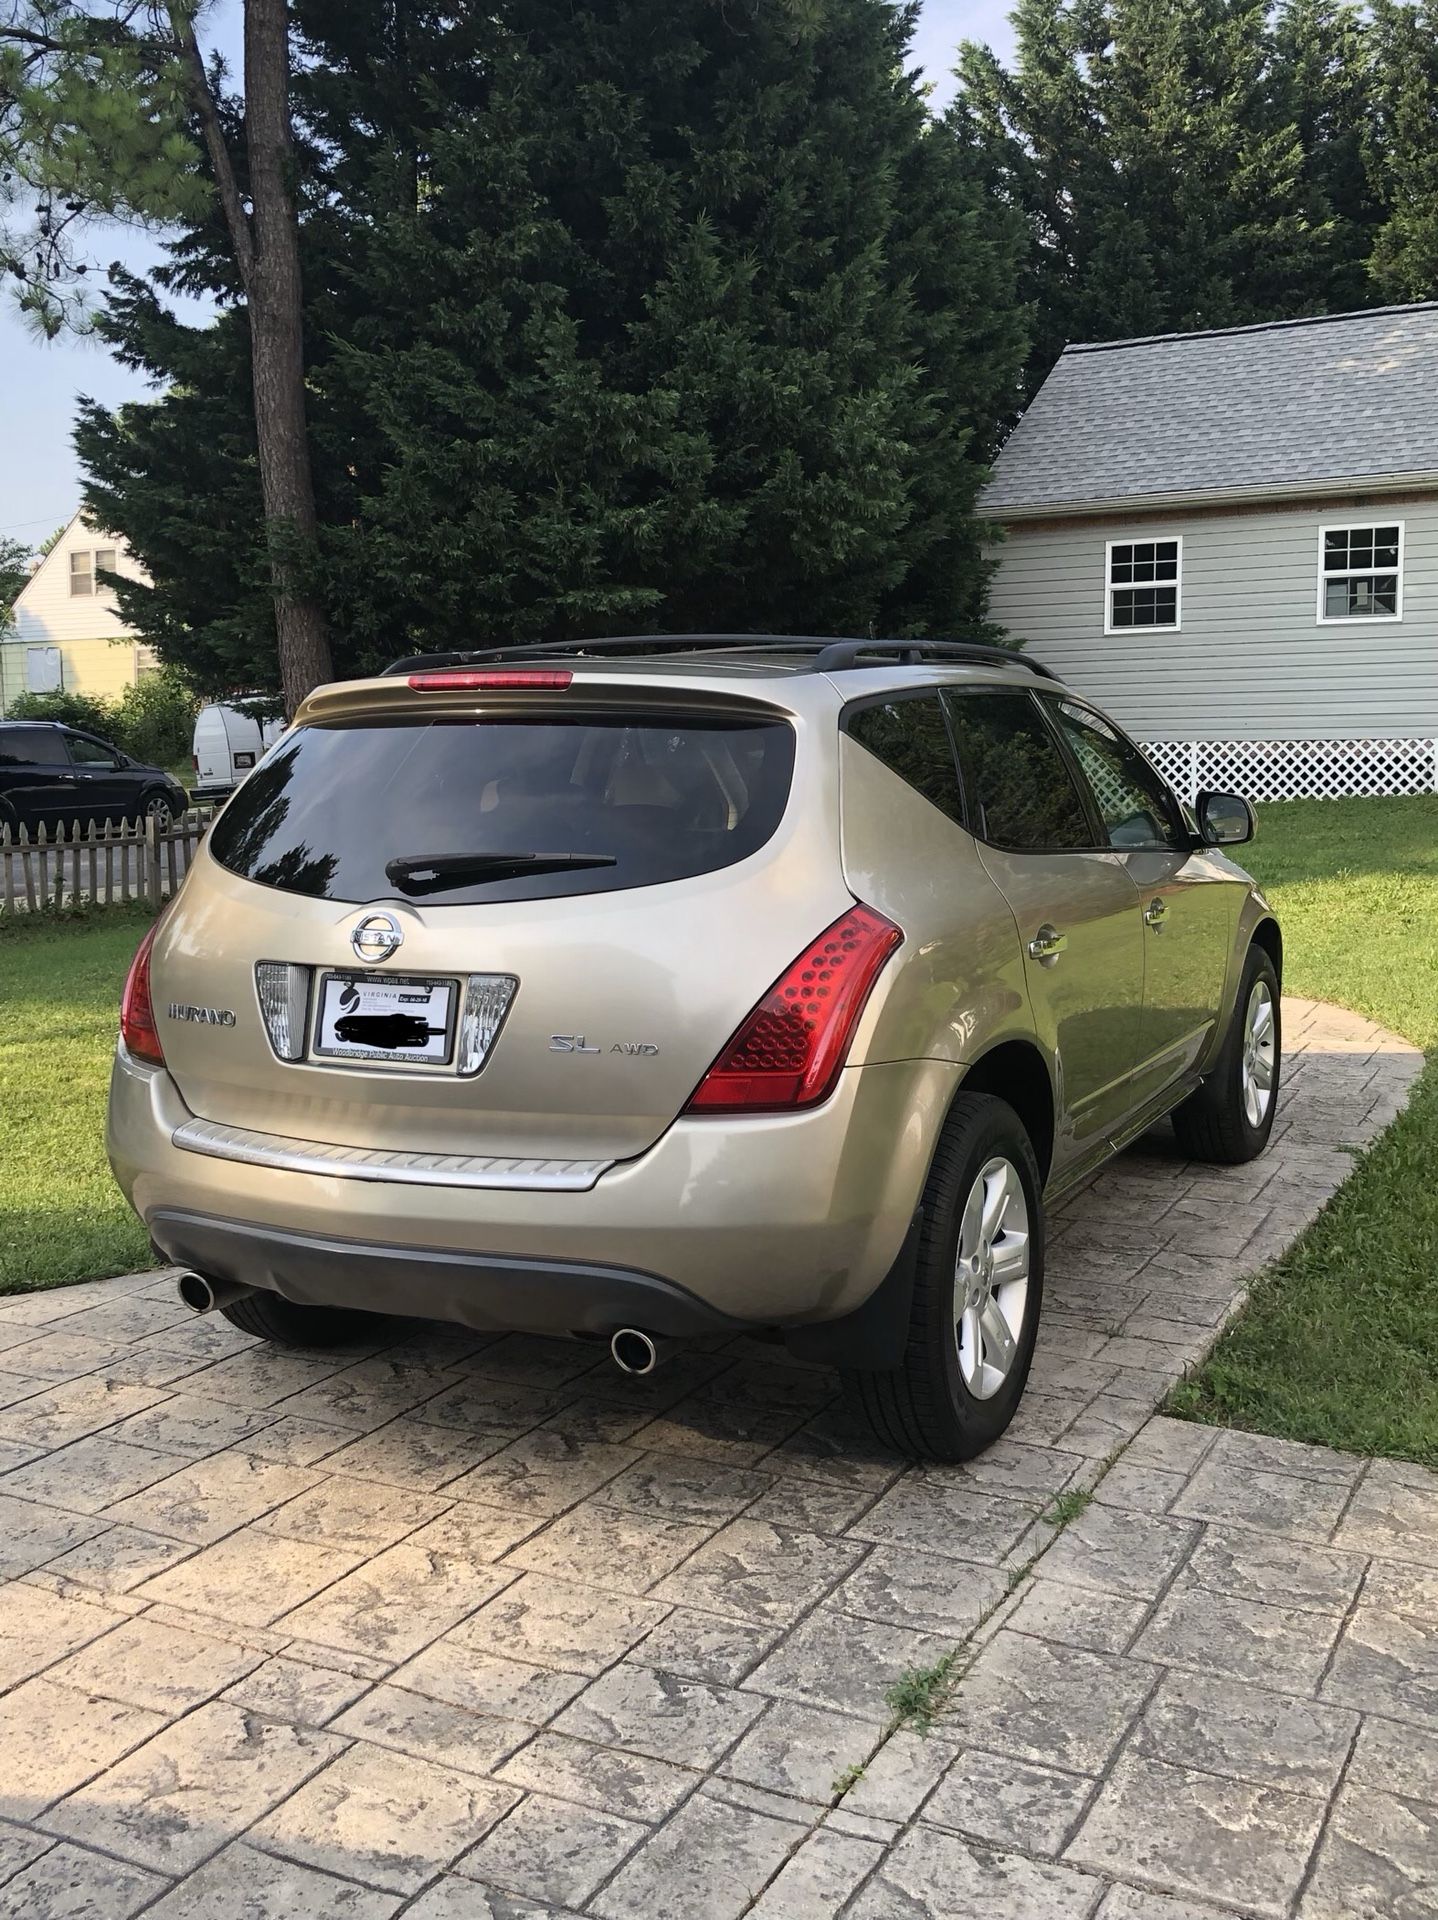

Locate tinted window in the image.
[208,714,796,905]
[66,733,123,770]
[0,728,69,767]
[1045,699,1184,851]
[943,692,1092,851]
[846,695,962,825]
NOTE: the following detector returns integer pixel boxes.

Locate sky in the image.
[0,0,1017,548]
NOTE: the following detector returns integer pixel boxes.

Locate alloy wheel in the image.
[954,1155,1031,1400]
[1241,978,1276,1128]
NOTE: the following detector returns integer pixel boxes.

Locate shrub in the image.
[6,672,199,771]
[5,690,117,740]
[111,671,199,769]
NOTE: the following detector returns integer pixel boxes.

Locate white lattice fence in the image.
[1140,738,1438,804]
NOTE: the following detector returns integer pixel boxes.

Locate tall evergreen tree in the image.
[1273,0,1383,314]
[954,0,1377,393]
[2,2,334,711]
[77,0,1026,688]
[1366,0,1438,300]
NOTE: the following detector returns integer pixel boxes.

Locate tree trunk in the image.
[243,0,332,714]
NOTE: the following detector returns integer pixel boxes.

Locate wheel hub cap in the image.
[1240,980,1276,1129]
[953,1155,1031,1401]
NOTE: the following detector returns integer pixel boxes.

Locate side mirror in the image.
[1195,789,1255,847]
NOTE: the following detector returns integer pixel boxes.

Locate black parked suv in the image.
[0,722,189,834]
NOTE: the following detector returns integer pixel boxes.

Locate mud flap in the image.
[783,1209,923,1371]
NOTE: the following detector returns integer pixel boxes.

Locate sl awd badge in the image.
[550,1034,660,1056]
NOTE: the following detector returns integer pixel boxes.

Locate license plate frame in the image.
[311,970,461,1070]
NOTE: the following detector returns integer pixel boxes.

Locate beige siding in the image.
[0,635,153,710]
[984,492,1438,739]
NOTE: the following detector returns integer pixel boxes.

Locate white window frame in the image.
[68,550,94,597]
[1104,535,1183,636]
[1316,520,1404,625]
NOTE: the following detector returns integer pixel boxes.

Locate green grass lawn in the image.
[0,905,155,1292]
[1169,795,1438,1467]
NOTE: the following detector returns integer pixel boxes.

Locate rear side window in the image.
[0,728,68,767]
[845,695,963,825]
[944,692,1093,852]
[207,714,796,905]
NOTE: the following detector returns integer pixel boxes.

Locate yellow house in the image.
[0,512,159,713]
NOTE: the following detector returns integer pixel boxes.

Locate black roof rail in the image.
[809,638,1062,681]
[380,633,1060,681]
[380,636,775,676]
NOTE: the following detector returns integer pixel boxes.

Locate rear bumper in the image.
[149,1209,742,1337]
[107,1045,960,1333]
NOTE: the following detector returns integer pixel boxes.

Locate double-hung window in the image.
[1105,538,1181,633]
[67,548,118,598]
[1318,523,1403,622]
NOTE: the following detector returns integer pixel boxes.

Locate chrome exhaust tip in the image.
[176,1273,254,1315]
[610,1328,667,1377]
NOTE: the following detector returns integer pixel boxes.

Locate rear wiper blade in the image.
[384,851,618,895]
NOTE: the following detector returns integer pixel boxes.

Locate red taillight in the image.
[191,753,199,771]
[120,924,165,1067]
[684,904,902,1115]
[407,670,573,691]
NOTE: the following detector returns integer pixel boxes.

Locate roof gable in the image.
[9,510,87,615]
[980,303,1438,518]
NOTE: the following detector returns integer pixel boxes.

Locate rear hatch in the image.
[153,671,851,1163]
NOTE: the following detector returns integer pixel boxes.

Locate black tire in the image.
[141,791,174,831]
[1171,945,1281,1164]
[220,1290,371,1347]
[843,1093,1045,1463]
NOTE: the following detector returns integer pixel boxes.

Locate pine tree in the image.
[1367,0,1438,300]
[3,3,333,712]
[1273,0,1384,314]
[78,0,1027,684]
[955,0,1343,391]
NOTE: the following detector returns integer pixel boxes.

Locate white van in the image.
[191,699,285,804]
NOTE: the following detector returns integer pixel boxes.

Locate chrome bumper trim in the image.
[170,1117,613,1192]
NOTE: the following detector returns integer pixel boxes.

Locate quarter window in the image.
[1045,699,1184,851]
[845,695,963,825]
[1319,524,1402,621]
[944,691,1093,852]
[1106,538,1181,632]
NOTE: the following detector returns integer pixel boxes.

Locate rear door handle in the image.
[1144,898,1168,930]
[1028,924,1067,963]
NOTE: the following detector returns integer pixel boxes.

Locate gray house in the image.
[977,303,1438,800]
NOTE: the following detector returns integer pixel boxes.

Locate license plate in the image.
[313,972,458,1067]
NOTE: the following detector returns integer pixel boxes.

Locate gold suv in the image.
[107,638,1281,1460]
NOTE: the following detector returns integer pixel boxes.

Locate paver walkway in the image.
[0,998,1426,1919]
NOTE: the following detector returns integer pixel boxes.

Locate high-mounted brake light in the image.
[120,923,165,1067]
[684,903,902,1115]
[407,670,573,692]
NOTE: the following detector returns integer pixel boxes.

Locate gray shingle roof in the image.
[979,303,1438,516]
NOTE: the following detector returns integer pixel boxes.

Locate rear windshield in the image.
[207,714,796,904]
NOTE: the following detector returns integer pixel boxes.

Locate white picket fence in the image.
[0,808,218,914]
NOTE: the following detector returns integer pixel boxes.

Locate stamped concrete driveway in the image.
[0,997,1427,1920]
